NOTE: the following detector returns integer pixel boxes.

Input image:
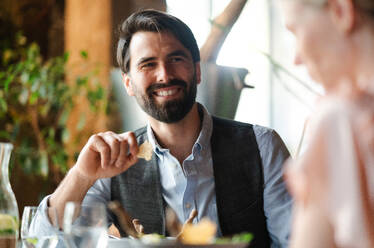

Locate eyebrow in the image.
[136,57,157,67]
[168,50,189,58]
[135,49,190,67]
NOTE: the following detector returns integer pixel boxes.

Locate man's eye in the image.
[170,57,183,63]
[141,62,156,69]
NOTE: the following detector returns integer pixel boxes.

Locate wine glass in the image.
[63,202,108,248]
[21,206,59,248]
[21,206,39,248]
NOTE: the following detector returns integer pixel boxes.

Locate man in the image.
[38,9,292,247]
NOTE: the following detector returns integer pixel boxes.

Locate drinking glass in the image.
[21,206,59,248]
[21,206,39,248]
[63,202,108,248]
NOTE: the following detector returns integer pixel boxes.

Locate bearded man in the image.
[38,10,292,247]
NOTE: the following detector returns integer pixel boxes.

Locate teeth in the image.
[157,89,177,96]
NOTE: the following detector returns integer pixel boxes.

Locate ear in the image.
[195,62,201,85]
[328,0,355,34]
[122,73,135,96]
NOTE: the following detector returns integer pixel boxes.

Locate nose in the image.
[156,63,172,83]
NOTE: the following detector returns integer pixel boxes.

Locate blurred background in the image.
[0,0,322,216]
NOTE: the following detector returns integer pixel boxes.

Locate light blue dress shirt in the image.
[147,106,222,235]
[36,105,292,247]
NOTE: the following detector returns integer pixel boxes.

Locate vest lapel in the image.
[211,117,266,237]
[111,131,165,235]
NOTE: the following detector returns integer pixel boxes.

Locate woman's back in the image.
[288,89,374,247]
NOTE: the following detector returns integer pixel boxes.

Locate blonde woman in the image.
[280,0,374,247]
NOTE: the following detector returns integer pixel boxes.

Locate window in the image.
[167,0,322,155]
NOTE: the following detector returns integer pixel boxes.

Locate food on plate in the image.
[215,232,253,244]
[108,201,139,238]
[137,141,153,161]
[132,219,144,235]
[178,218,217,245]
[139,233,166,244]
[108,201,253,246]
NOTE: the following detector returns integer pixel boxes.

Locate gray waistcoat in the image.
[110,116,270,247]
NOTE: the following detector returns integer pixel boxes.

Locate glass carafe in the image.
[0,143,19,248]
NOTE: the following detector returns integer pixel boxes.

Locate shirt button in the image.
[185,203,191,209]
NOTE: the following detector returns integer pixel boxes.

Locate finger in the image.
[132,219,144,235]
[119,132,139,158]
[89,134,111,168]
[185,209,197,224]
[178,210,197,239]
[115,139,130,168]
[98,132,121,166]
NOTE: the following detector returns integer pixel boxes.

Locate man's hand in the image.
[74,131,139,181]
[49,131,139,227]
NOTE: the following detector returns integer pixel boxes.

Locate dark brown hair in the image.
[116,9,200,73]
[355,0,374,18]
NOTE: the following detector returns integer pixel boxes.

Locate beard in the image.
[133,74,197,123]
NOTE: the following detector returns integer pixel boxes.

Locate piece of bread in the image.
[137,141,153,161]
[179,218,217,245]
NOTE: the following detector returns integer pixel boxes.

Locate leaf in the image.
[24,157,33,174]
[18,89,29,105]
[95,86,104,99]
[62,129,70,143]
[48,128,55,139]
[77,114,86,131]
[80,50,88,59]
[29,91,39,105]
[51,152,68,174]
[3,75,14,93]
[76,76,88,86]
[39,151,49,177]
[58,109,70,126]
[0,131,11,140]
[20,72,29,84]
[10,123,20,141]
[40,104,50,117]
[17,34,27,46]
[88,87,105,105]
[0,98,7,113]
[30,76,41,92]
[2,49,13,65]
[63,52,70,62]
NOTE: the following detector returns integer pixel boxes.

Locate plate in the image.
[108,238,249,248]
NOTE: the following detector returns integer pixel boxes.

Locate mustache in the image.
[146,79,187,94]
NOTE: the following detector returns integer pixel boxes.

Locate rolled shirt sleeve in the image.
[34,177,112,232]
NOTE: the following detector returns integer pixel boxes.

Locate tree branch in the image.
[200,0,248,63]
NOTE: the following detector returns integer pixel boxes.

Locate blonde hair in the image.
[303,0,374,18]
[299,0,374,19]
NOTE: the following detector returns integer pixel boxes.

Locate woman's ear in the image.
[122,73,135,96]
[328,0,355,34]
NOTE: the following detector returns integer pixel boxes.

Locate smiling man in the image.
[125,31,198,125]
[39,10,292,247]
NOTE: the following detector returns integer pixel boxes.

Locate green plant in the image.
[0,33,106,183]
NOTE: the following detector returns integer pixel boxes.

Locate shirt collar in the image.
[194,103,213,153]
[146,103,213,157]
[146,122,166,157]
